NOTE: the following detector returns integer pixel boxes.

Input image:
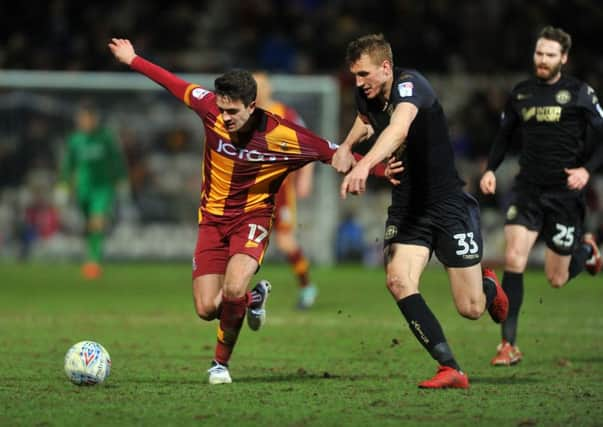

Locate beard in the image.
[534,61,563,82]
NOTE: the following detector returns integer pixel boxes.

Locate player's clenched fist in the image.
[480,170,497,195]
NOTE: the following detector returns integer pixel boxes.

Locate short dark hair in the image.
[345,33,393,67]
[539,26,572,54]
[214,69,257,106]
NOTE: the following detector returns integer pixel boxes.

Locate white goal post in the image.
[0,70,341,264]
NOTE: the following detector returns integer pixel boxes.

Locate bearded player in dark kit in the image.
[480,26,603,366]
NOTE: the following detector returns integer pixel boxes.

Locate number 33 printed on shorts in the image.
[453,232,479,256]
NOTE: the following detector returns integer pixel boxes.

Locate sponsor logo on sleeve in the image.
[327,140,339,150]
[384,225,398,240]
[192,87,210,100]
[397,82,414,98]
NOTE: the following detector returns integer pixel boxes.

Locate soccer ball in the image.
[64,341,112,385]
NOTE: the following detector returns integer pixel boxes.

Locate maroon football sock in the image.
[214,295,247,365]
[287,248,310,287]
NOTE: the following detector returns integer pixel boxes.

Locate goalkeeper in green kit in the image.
[58,102,128,279]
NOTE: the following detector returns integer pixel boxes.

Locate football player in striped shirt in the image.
[109,38,386,384]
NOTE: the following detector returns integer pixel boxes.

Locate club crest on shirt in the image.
[555,90,571,105]
[506,205,518,221]
[398,82,413,98]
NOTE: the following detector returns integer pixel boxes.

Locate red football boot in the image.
[418,366,469,389]
[483,268,509,323]
[491,340,523,366]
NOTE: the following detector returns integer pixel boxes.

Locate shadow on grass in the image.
[237,372,361,384]
[470,375,541,385]
[116,372,369,385]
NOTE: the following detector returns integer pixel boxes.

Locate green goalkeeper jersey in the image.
[61,127,127,194]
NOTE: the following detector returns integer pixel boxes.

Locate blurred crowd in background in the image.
[3,0,602,79]
[1,0,602,264]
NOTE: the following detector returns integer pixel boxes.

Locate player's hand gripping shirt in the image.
[487,76,603,187]
[131,57,357,222]
[355,68,463,207]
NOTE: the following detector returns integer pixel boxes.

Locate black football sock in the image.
[568,242,593,281]
[397,294,461,372]
[482,278,497,309]
[501,271,523,345]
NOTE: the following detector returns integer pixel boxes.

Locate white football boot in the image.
[246,280,272,331]
[297,284,318,309]
[208,361,232,384]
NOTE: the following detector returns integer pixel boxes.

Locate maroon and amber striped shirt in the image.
[131,57,342,222]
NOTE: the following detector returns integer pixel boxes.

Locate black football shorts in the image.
[504,182,585,255]
[384,191,483,268]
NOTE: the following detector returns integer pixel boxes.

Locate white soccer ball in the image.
[64,341,112,385]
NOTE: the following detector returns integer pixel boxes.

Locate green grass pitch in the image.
[1,262,602,426]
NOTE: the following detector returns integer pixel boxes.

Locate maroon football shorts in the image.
[192,210,274,279]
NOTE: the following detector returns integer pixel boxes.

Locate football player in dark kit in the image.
[480,26,603,366]
[333,34,509,389]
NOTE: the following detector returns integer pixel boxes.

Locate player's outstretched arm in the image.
[108,37,194,104]
[108,38,137,65]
